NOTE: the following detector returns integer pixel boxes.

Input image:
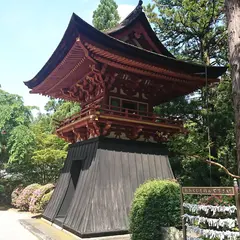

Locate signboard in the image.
[182,187,234,196]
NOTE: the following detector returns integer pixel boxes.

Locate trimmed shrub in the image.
[0,184,6,204]
[129,179,181,240]
[11,185,24,207]
[0,177,24,204]
[29,183,54,213]
[0,185,4,193]
[40,190,54,211]
[15,183,41,211]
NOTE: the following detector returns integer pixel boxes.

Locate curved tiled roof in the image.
[105,0,174,58]
[25,8,227,90]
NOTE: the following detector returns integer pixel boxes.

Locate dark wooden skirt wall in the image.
[43,137,174,238]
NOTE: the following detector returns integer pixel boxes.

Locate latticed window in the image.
[110,98,120,111]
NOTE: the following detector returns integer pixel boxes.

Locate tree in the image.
[29,112,68,184]
[51,101,81,123]
[145,0,234,185]
[168,78,235,186]
[6,125,36,183]
[44,99,80,131]
[29,99,80,183]
[0,89,33,167]
[6,112,68,184]
[44,98,64,114]
[144,0,227,64]
[92,0,120,31]
[0,90,77,188]
[31,131,67,184]
[225,0,240,174]
[7,125,36,164]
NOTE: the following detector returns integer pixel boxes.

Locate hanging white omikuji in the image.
[183,214,237,229]
[183,201,239,239]
[186,224,240,240]
[183,203,237,215]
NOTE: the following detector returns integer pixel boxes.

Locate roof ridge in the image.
[120,0,143,26]
[104,1,143,34]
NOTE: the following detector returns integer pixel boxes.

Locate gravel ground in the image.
[0,208,38,240]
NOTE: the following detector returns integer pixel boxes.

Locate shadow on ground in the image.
[0,204,11,211]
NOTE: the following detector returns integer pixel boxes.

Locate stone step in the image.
[20,218,130,240]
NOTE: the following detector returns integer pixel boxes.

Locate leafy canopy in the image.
[1,93,75,185]
[144,0,227,64]
[145,0,233,186]
[92,0,120,31]
[0,89,33,165]
[130,180,181,240]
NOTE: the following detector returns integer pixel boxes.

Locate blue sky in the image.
[0,0,151,113]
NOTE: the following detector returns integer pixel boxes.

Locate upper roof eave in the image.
[105,1,174,58]
[105,0,143,34]
[25,12,227,90]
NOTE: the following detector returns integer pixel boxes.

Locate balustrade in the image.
[54,104,182,129]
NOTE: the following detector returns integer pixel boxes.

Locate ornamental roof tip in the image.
[119,0,143,27]
[104,0,144,35]
[138,0,143,7]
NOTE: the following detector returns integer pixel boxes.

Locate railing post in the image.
[180,186,187,240]
[234,178,240,232]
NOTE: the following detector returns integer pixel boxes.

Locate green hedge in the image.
[0,184,6,204]
[129,179,181,240]
[0,177,24,204]
[40,190,54,211]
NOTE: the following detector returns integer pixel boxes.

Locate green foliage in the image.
[0,76,77,198]
[30,112,68,184]
[7,125,36,164]
[44,98,64,113]
[168,77,236,186]
[0,89,34,167]
[0,89,33,131]
[51,101,80,124]
[43,99,80,131]
[0,184,4,193]
[40,190,53,211]
[154,94,201,122]
[145,0,234,186]
[92,0,120,31]
[6,131,66,185]
[0,184,6,204]
[3,98,71,185]
[0,176,24,204]
[144,0,227,64]
[129,180,181,240]
[199,195,235,206]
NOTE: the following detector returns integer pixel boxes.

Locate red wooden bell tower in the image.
[24,1,226,238]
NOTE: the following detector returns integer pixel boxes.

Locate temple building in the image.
[25,1,226,238]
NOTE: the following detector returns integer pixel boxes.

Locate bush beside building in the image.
[129,179,181,240]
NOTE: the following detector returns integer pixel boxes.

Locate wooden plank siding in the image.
[43,137,174,238]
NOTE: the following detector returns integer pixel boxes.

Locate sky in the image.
[0,0,151,113]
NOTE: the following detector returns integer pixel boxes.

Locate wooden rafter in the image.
[84,42,217,84]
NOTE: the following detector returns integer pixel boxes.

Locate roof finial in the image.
[138,0,143,6]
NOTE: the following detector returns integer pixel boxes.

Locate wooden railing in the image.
[99,104,182,125]
[55,104,182,129]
